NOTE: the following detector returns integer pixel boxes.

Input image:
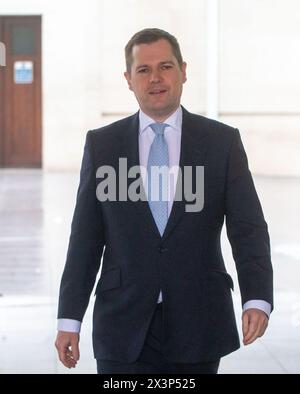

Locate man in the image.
[55,28,273,374]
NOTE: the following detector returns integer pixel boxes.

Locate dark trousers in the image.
[97,302,220,374]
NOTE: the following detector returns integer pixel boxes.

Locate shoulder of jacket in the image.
[87,113,138,140]
[187,111,237,136]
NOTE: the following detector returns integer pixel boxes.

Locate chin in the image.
[149,102,170,112]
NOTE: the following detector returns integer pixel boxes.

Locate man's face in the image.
[124,39,187,121]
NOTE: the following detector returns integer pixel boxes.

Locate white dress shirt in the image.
[58,106,271,333]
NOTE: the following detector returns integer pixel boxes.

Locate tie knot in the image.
[150,123,168,135]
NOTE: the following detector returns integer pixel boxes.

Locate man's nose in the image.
[149,70,162,83]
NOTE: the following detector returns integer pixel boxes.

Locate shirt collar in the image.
[139,105,182,134]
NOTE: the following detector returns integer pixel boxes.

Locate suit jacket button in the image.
[159,246,168,253]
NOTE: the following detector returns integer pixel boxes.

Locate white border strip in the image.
[206,0,219,120]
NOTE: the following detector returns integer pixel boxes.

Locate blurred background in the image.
[0,0,299,374]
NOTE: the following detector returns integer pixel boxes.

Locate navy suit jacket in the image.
[58,106,273,363]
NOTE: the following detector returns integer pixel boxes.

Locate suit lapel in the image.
[122,112,162,240]
[161,106,209,241]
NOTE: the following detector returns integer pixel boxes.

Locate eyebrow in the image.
[135,61,176,70]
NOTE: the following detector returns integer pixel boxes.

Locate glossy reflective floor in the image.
[0,169,300,374]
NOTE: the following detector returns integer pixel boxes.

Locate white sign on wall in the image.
[14,61,34,84]
[0,42,6,66]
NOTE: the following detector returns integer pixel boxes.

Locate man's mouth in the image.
[149,89,167,96]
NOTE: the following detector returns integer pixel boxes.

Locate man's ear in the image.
[124,71,133,91]
[181,62,187,84]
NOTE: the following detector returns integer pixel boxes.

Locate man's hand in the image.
[55,331,80,369]
[242,308,269,346]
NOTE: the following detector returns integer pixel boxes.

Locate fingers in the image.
[57,344,76,369]
[242,309,269,346]
[71,338,80,362]
[259,319,269,337]
[242,311,250,339]
[63,347,77,369]
[243,318,260,345]
[55,332,80,369]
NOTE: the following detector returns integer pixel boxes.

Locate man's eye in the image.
[162,65,172,70]
[138,69,147,73]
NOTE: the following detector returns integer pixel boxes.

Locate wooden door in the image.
[0,16,42,168]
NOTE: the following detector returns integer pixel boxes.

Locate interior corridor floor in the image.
[0,169,300,374]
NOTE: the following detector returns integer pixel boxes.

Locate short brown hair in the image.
[125,28,183,73]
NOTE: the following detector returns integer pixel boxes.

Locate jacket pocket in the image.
[94,266,121,295]
[208,269,234,291]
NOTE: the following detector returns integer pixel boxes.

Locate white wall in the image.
[97,0,206,119]
[1,0,300,175]
[219,0,300,175]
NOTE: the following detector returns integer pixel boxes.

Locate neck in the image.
[141,105,180,123]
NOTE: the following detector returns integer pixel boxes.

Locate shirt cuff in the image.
[243,300,272,318]
[57,319,82,333]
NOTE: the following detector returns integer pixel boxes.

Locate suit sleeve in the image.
[57,131,105,321]
[225,129,273,311]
